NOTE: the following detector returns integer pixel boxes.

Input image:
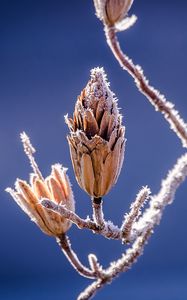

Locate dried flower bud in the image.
[94,0,134,27]
[65,67,126,198]
[6,133,75,237]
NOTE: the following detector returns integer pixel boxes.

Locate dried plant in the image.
[65,67,125,199]
[6,1,187,299]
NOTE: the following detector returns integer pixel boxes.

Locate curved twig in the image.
[121,186,151,243]
[105,26,187,148]
[57,234,96,279]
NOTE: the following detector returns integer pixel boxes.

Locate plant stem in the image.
[92,197,105,228]
[42,199,121,239]
[105,26,187,148]
[57,234,96,279]
[78,228,152,300]
[121,186,151,243]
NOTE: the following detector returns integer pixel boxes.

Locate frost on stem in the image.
[88,254,105,278]
[20,132,43,180]
[121,186,151,243]
[92,197,105,228]
[57,235,96,279]
[104,24,187,148]
[78,228,152,300]
[131,153,187,241]
[41,198,121,240]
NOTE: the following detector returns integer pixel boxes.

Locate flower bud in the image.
[94,0,134,27]
[6,133,75,237]
[65,67,126,198]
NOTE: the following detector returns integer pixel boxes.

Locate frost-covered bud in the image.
[93,0,134,27]
[6,164,75,237]
[65,67,125,198]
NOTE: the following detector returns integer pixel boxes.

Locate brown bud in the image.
[6,134,75,237]
[65,67,126,198]
[94,0,134,26]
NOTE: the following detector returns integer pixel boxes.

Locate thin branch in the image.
[88,254,105,278]
[20,132,44,180]
[121,186,151,243]
[77,279,105,300]
[41,199,121,240]
[104,26,187,148]
[78,228,152,300]
[42,199,97,230]
[130,152,187,241]
[91,197,105,228]
[106,229,152,278]
[57,234,96,279]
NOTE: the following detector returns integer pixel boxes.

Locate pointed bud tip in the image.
[90,67,110,87]
[90,67,107,79]
[86,66,116,105]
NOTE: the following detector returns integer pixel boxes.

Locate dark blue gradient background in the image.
[0,1,187,299]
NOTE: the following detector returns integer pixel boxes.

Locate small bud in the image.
[94,0,134,27]
[65,67,126,198]
[6,134,75,237]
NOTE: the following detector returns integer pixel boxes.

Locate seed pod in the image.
[93,0,134,26]
[65,67,126,198]
[6,133,75,237]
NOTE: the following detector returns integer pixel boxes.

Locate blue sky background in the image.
[0,0,187,299]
